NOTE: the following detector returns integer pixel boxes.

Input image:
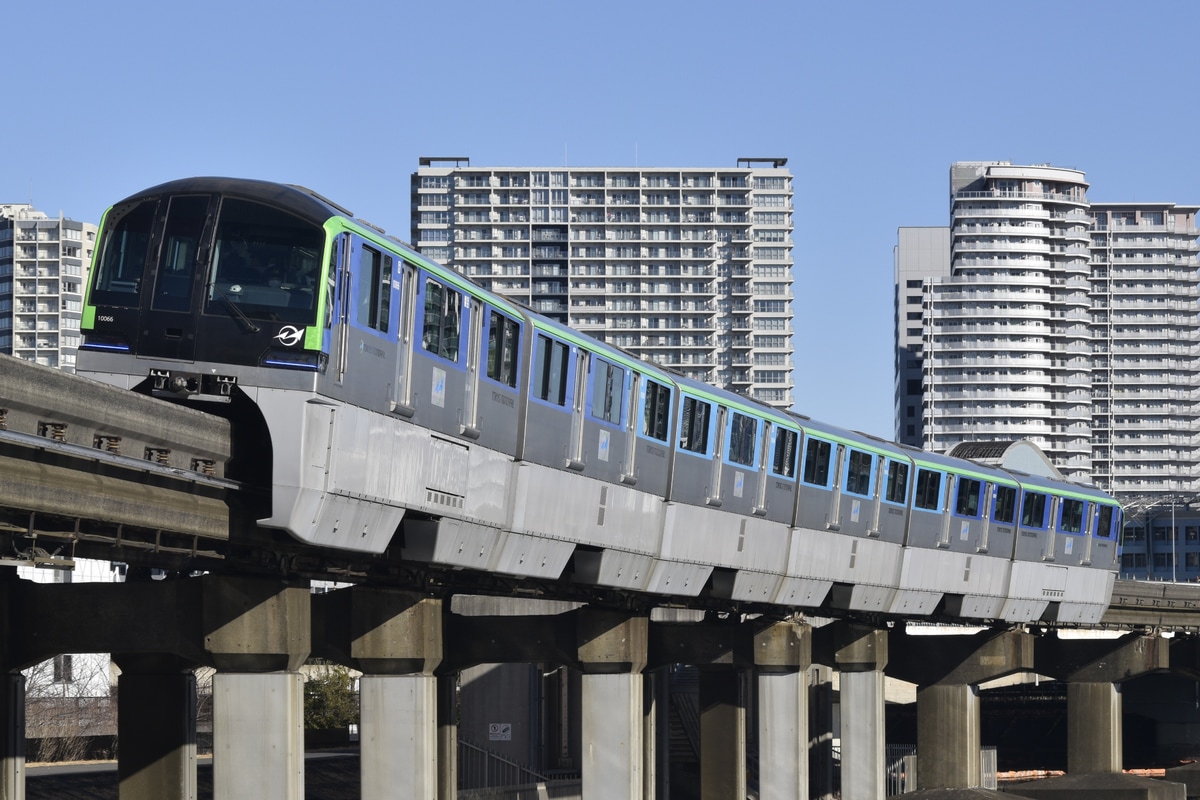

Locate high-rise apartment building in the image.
[0,204,96,373]
[1088,202,1200,498]
[896,162,1200,504]
[410,157,795,408]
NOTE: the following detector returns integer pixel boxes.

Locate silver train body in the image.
[77,178,1122,623]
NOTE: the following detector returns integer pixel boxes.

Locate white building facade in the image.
[896,162,1200,503]
[410,157,795,408]
[0,204,96,373]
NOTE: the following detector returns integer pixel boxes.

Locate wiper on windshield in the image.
[208,282,261,333]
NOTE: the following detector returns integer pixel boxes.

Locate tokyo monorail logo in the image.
[274,325,305,346]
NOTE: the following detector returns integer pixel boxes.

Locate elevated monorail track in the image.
[0,355,234,567]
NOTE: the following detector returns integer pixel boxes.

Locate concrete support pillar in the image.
[436,673,457,800]
[916,683,979,790]
[201,576,310,800]
[213,672,305,800]
[578,610,648,800]
[835,625,888,800]
[643,668,658,800]
[311,588,444,800]
[699,669,745,800]
[361,675,437,799]
[808,666,835,800]
[755,620,812,800]
[114,657,197,800]
[0,674,23,800]
[1067,681,1121,774]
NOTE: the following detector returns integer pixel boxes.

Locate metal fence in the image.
[458,739,555,791]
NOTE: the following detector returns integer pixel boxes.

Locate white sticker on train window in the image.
[432,366,446,408]
[734,472,744,498]
[598,430,610,462]
[960,521,970,541]
[850,500,860,523]
[1064,538,1073,555]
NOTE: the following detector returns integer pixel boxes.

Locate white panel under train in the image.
[783,527,903,591]
[890,547,1010,618]
[642,557,712,597]
[660,504,790,574]
[572,548,656,592]
[307,493,404,553]
[489,530,575,580]
[711,569,783,604]
[1055,568,1116,625]
[508,462,665,556]
[401,517,505,572]
[772,576,832,609]
[999,561,1063,622]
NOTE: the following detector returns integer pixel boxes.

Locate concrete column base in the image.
[840,669,886,800]
[917,683,980,790]
[582,672,643,800]
[0,674,23,800]
[212,673,304,800]
[700,670,746,800]
[117,670,197,800]
[361,675,437,800]
[1067,682,1121,774]
[759,670,807,800]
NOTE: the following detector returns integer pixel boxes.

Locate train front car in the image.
[76,178,405,550]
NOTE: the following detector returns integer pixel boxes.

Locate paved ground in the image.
[27,750,362,799]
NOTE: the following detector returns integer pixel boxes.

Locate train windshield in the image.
[90,199,158,308]
[205,198,324,325]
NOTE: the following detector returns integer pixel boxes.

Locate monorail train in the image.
[76,177,1122,624]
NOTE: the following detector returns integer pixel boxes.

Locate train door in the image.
[567,348,588,470]
[460,296,484,438]
[827,444,845,530]
[620,372,641,485]
[754,422,772,516]
[135,194,213,361]
[709,406,727,505]
[331,234,351,383]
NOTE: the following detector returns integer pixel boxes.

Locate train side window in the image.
[678,396,710,454]
[728,412,757,466]
[356,245,389,332]
[591,358,625,424]
[1020,491,1047,528]
[772,429,798,478]
[954,477,982,517]
[1095,505,1116,538]
[486,310,520,388]
[641,379,672,441]
[914,468,941,510]
[1060,498,1084,533]
[845,449,873,496]
[532,334,568,405]
[422,278,461,361]
[92,199,156,306]
[801,438,831,487]
[993,485,1017,523]
[884,460,909,504]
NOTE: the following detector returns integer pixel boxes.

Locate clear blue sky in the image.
[8,0,1200,439]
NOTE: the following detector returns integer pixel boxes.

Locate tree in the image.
[303,665,358,730]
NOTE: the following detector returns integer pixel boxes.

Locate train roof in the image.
[114,177,349,225]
